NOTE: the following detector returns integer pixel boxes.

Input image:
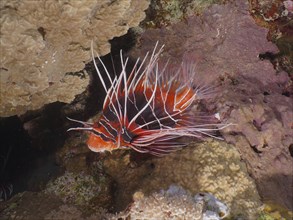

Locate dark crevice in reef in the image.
[289,144,293,158]
[251,145,262,155]
[0,114,62,199]
[258,51,276,61]
[0,117,31,186]
[281,90,291,97]
[110,28,137,54]
[37,27,46,40]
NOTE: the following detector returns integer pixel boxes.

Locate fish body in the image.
[68,43,227,156]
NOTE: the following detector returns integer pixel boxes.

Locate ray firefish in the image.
[68,43,228,156]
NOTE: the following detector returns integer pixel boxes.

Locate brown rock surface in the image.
[0,0,149,117]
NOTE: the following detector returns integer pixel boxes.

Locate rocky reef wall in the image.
[0,0,149,117]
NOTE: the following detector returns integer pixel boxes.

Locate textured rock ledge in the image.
[0,0,149,117]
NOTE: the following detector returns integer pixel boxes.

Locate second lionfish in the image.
[68,43,229,156]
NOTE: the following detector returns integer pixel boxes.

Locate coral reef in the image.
[45,171,100,206]
[121,187,204,219]
[130,0,292,210]
[118,186,229,220]
[0,191,64,219]
[249,0,293,73]
[250,0,292,22]
[55,132,90,173]
[3,186,292,219]
[42,135,261,218]
[43,186,204,220]
[45,205,85,220]
[42,185,229,220]
[1,0,291,219]
[257,202,293,220]
[143,0,227,28]
[102,140,262,219]
[0,0,150,117]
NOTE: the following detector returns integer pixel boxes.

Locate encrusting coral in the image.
[117,185,229,220]
[120,187,205,219]
[0,0,149,117]
[45,171,100,206]
[44,185,229,220]
[102,140,263,219]
[42,141,261,218]
[148,141,263,218]
[144,0,227,27]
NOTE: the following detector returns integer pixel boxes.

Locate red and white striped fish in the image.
[68,42,229,156]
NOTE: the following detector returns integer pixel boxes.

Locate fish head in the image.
[67,117,119,153]
[87,130,118,153]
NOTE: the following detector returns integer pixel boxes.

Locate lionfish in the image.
[68,42,228,156]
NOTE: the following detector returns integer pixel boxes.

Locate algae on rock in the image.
[45,171,101,206]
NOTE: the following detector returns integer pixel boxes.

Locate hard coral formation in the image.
[0,191,64,220]
[41,132,260,218]
[103,140,262,219]
[0,0,149,117]
[43,185,229,220]
[152,141,262,218]
[123,187,204,219]
[45,205,84,220]
[250,0,293,23]
[249,0,293,75]
[45,171,100,206]
[132,0,292,210]
[120,186,229,220]
[56,132,90,173]
[144,0,226,28]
